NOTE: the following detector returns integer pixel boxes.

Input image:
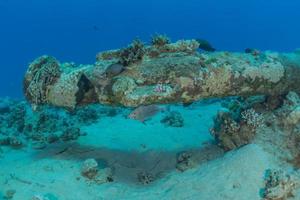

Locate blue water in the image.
[0,0,300,98]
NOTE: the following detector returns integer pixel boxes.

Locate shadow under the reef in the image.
[32,142,224,185]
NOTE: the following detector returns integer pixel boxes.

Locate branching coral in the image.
[119,39,145,66]
[241,108,264,128]
[211,111,244,151]
[211,99,264,151]
[150,34,171,47]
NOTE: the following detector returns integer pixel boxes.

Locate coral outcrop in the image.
[263,169,299,200]
[0,98,121,151]
[211,103,264,151]
[24,56,61,106]
[210,90,300,174]
[119,39,146,66]
[23,38,300,109]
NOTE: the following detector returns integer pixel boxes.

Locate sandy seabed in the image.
[0,100,299,200]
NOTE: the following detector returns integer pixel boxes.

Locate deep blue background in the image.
[0,0,300,98]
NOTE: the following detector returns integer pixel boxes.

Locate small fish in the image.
[128,105,161,122]
[105,63,125,77]
[196,39,216,52]
[245,48,260,56]
[93,25,99,31]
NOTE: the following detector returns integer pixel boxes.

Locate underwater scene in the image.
[1,1,300,200]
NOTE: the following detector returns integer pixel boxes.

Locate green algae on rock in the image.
[24,39,300,109]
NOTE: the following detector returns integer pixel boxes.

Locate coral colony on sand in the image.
[2,35,300,199]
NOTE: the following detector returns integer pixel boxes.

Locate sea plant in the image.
[150,34,171,47]
[119,39,145,66]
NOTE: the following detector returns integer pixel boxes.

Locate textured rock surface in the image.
[263,169,299,200]
[24,40,300,109]
[0,98,121,150]
[24,56,61,106]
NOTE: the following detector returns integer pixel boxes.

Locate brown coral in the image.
[119,39,146,66]
[47,68,97,109]
[211,108,263,151]
[24,56,61,106]
[150,34,171,47]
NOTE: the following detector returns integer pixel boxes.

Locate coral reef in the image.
[211,111,261,151]
[23,38,300,109]
[24,56,61,106]
[211,97,265,151]
[210,90,300,178]
[261,92,300,166]
[262,169,298,200]
[0,98,121,151]
[241,108,264,128]
[47,67,96,109]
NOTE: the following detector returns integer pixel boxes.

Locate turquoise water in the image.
[1,1,300,200]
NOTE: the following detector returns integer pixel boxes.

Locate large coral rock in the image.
[24,56,61,105]
[23,40,300,109]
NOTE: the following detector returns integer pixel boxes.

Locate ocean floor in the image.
[1,96,300,200]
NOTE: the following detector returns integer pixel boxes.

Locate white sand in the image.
[0,102,281,200]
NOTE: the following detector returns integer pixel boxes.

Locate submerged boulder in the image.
[23,38,300,109]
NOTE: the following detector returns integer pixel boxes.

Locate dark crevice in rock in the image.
[76,74,97,106]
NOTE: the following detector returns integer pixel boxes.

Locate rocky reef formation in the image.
[262,169,299,200]
[210,90,300,170]
[23,56,61,106]
[0,98,121,150]
[23,37,300,109]
[211,96,265,151]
